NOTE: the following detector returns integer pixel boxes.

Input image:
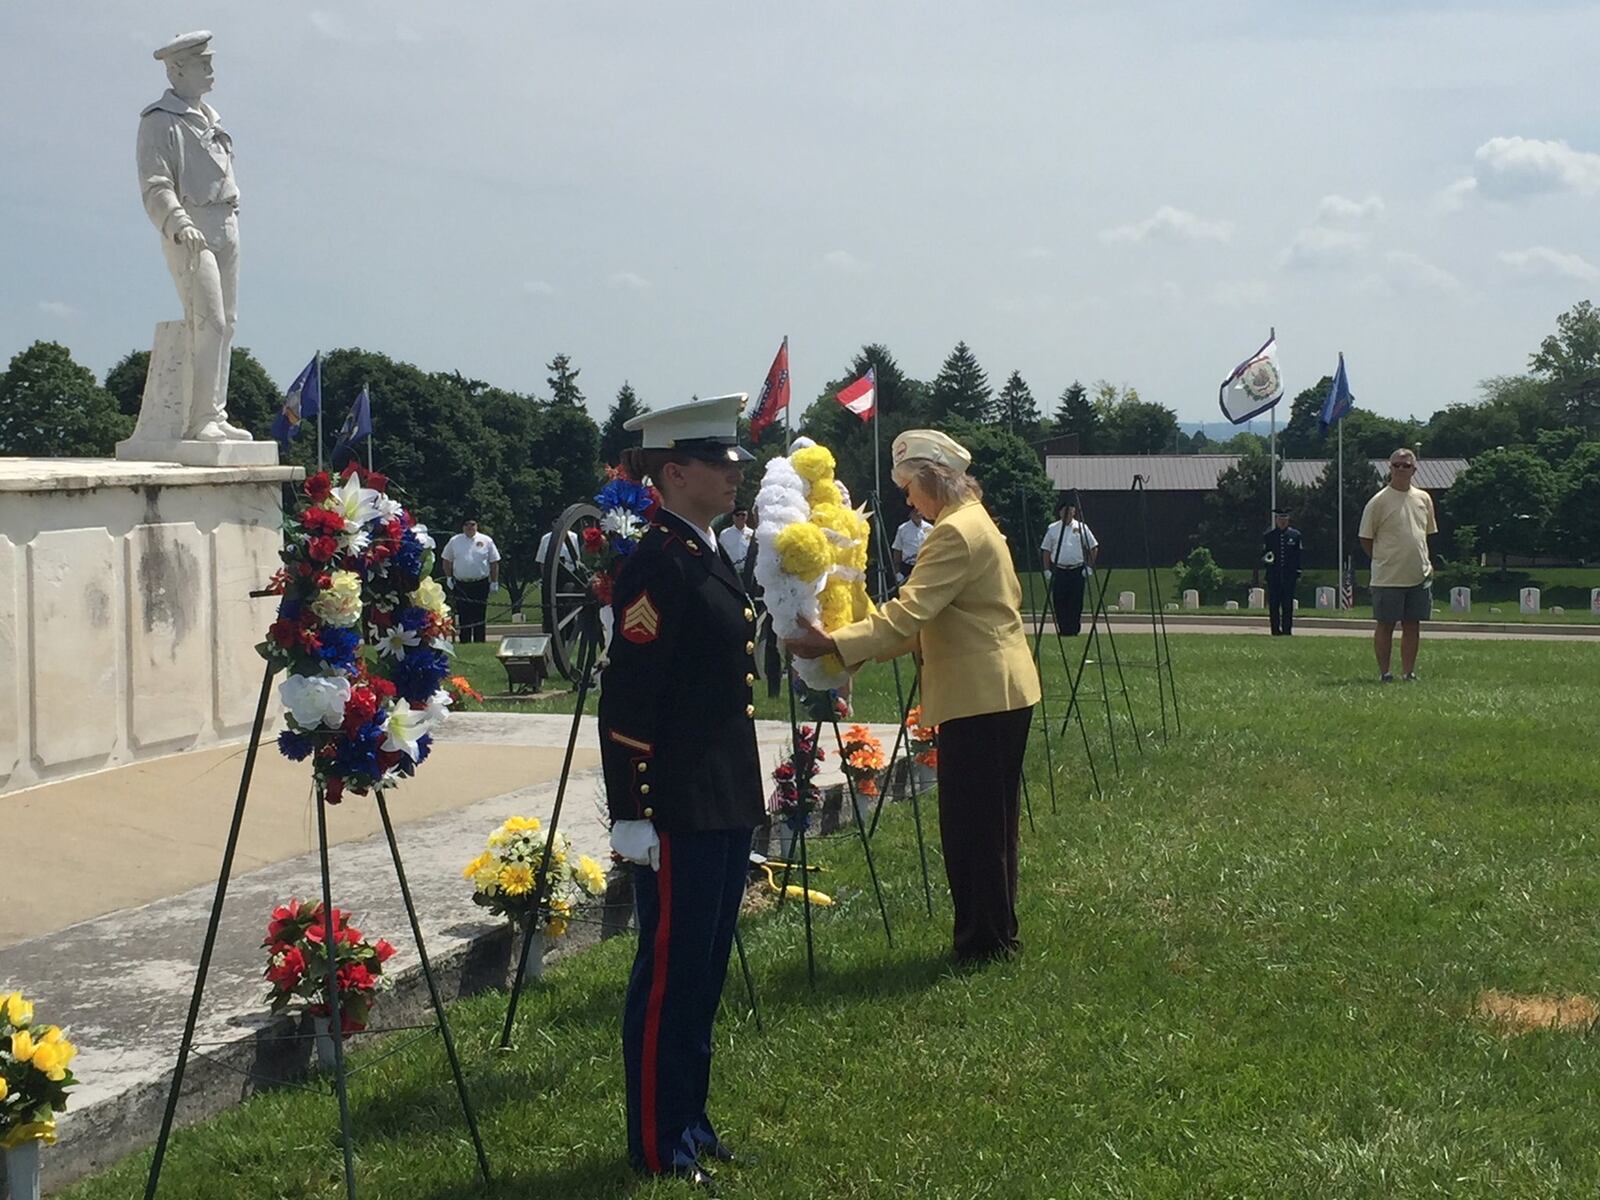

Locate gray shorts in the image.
[1371,582,1431,623]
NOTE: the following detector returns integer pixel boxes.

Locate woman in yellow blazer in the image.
[788,429,1041,965]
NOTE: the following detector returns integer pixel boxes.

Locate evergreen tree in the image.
[1294,434,1382,569]
[600,382,648,465]
[0,341,132,456]
[996,370,1042,440]
[1049,380,1096,451]
[930,340,992,422]
[546,352,586,408]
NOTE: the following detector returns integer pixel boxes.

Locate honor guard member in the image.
[1262,507,1303,636]
[599,393,763,1189]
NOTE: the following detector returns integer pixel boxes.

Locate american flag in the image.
[1341,559,1355,610]
[747,337,790,439]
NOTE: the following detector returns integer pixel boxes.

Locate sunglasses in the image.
[1389,462,1415,470]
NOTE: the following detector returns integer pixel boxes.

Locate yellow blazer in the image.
[832,498,1041,728]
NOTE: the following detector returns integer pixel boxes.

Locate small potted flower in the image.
[1,990,78,1200]
[904,706,938,794]
[444,673,485,710]
[839,724,886,823]
[769,725,825,857]
[261,900,397,1070]
[464,816,608,982]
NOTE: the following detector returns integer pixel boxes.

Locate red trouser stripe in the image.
[640,833,673,1173]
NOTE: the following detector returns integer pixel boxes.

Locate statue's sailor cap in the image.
[624,394,754,463]
[154,31,212,62]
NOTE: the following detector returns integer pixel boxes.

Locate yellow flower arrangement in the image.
[818,582,853,628]
[774,522,833,582]
[465,815,607,937]
[1,989,78,1149]
[410,575,449,616]
[790,445,836,484]
[311,569,364,627]
[809,479,844,506]
[3,992,32,1027]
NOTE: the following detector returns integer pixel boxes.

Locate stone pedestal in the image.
[1450,586,1471,613]
[1181,589,1199,610]
[1519,587,1540,615]
[1247,587,1265,610]
[0,458,299,796]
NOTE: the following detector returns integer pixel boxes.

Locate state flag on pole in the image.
[746,337,790,438]
[270,353,321,449]
[334,385,372,457]
[1218,331,1284,425]
[1319,352,1354,432]
[836,367,876,422]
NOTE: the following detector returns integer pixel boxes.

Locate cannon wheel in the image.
[540,502,603,683]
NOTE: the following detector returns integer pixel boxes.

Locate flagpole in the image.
[315,352,324,473]
[1337,392,1345,608]
[783,334,792,453]
[1268,326,1277,519]
[366,382,374,473]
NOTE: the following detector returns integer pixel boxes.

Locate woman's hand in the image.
[784,622,837,661]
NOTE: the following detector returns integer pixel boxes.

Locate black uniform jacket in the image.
[599,510,766,833]
[1262,525,1303,576]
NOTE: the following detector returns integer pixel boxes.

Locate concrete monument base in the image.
[0,456,300,796]
[114,438,279,467]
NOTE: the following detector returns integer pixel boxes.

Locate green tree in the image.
[104,347,282,438]
[1092,382,1180,453]
[600,382,648,466]
[1444,446,1560,566]
[1173,547,1226,602]
[1197,444,1308,567]
[0,341,132,456]
[995,370,1042,440]
[1277,377,1335,458]
[941,417,1054,565]
[930,341,992,422]
[1529,300,1600,434]
[1422,374,1563,457]
[546,352,586,409]
[1219,430,1268,454]
[1340,408,1422,459]
[1047,381,1096,451]
[1552,440,1600,561]
[1292,434,1383,569]
[1534,426,1587,471]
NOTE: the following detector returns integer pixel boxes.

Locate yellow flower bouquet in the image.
[463,816,608,938]
[0,990,78,1150]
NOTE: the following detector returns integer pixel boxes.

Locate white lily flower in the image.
[381,700,445,761]
[279,674,352,730]
[410,522,436,551]
[330,473,382,540]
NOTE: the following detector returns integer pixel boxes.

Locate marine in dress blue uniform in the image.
[1262,509,1303,636]
[598,395,764,1186]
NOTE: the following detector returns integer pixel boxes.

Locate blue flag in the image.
[334,385,372,457]
[1319,352,1353,432]
[270,354,321,449]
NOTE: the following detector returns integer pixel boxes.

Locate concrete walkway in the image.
[0,711,895,1191]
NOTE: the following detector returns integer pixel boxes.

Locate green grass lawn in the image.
[67,636,1600,1198]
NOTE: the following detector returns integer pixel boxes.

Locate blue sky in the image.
[2,1,1596,428]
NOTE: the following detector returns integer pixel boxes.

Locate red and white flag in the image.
[836,367,876,422]
[747,337,790,438]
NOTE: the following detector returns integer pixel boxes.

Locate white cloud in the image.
[1277,226,1369,270]
[1210,280,1272,308]
[1465,136,1600,201]
[607,271,651,292]
[36,300,75,318]
[521,280,556,296]
[1434,177,1478,213]
[1385,251,1464,294]
[1498,246,1600,283]
[821,249,867,273]
[1314,193,1384,223]
[1099,205,1232,245]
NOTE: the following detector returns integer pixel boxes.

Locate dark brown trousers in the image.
[935,704,1034,963]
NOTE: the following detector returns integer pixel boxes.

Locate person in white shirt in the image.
[717,507,754,573]
[1039,499,1098,636]
[890,510,930,584]
[441,518,501,643]
[535,529,580,570]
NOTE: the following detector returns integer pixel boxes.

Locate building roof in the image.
[1044,454,1469,493]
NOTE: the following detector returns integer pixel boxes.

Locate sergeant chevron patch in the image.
[621,591,661,644]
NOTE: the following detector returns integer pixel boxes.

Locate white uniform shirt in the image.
[442,532,501,581]
[891,518,929,564]
[535,530,579,568]
[1040,519,1096,569]
[718,524,754,567]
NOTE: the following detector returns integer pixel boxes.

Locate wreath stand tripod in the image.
[144,652,492,1200]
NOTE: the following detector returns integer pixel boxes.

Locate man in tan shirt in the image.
[1358,447,1437,682]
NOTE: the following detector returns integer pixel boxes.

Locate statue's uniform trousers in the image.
[158,202,238,431]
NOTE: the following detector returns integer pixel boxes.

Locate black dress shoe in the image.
[704,1142,757,1166]
[661,1162,717,1191]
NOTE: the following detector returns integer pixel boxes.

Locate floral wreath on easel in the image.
[260,465,455,804]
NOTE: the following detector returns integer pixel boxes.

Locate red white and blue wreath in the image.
[260,465,454,804]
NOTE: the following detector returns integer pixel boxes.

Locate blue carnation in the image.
[596,478,653,514]
[396,605,429,633]
[278,729,314,761]
[393,533,425,577]
[278,597,302,621]
[391,647,450,703]
[317,626,362,670]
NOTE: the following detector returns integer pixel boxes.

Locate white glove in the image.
[611,819,660,870]
[445,577,456,589]
[490,580,500,594]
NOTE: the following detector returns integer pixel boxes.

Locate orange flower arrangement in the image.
[904,706,938,769]
[840,724,886,797]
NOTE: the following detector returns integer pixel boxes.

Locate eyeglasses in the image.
[1389,463,1415,470]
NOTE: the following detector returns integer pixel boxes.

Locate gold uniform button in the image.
[745,640,755,654]
[643,806,654,818]
[686,539,698,550]
[743,608,754,621]
[745,673,755,685]
[640,784,651,795]
[636,762,648,773]
[745,704,756,718]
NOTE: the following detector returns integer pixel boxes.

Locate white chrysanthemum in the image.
[279,674,352,730]
[410,523,436,551]
[600,508,645,540]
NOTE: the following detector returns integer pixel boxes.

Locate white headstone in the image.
[1181,589,1200,610]
[1165,602,1179,611]
[1292,598,1300,612]
[1118,590,1136,611]
[1489,606,1502,614]
[1224,599,1240,611]
[1450,586,1471,613]
[1591,587,1600,614]
[1552,606,1565,615]
[1315,586,1334,609]
[1519,587,1540,615]
[1247,587,1265,610]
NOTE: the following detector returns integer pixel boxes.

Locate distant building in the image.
[1043,454,1469,567]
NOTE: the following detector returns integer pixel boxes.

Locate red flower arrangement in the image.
[261,898,396,1033]
[769,724,825,831]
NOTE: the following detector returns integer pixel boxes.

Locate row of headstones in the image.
[1161,585,1600,615]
